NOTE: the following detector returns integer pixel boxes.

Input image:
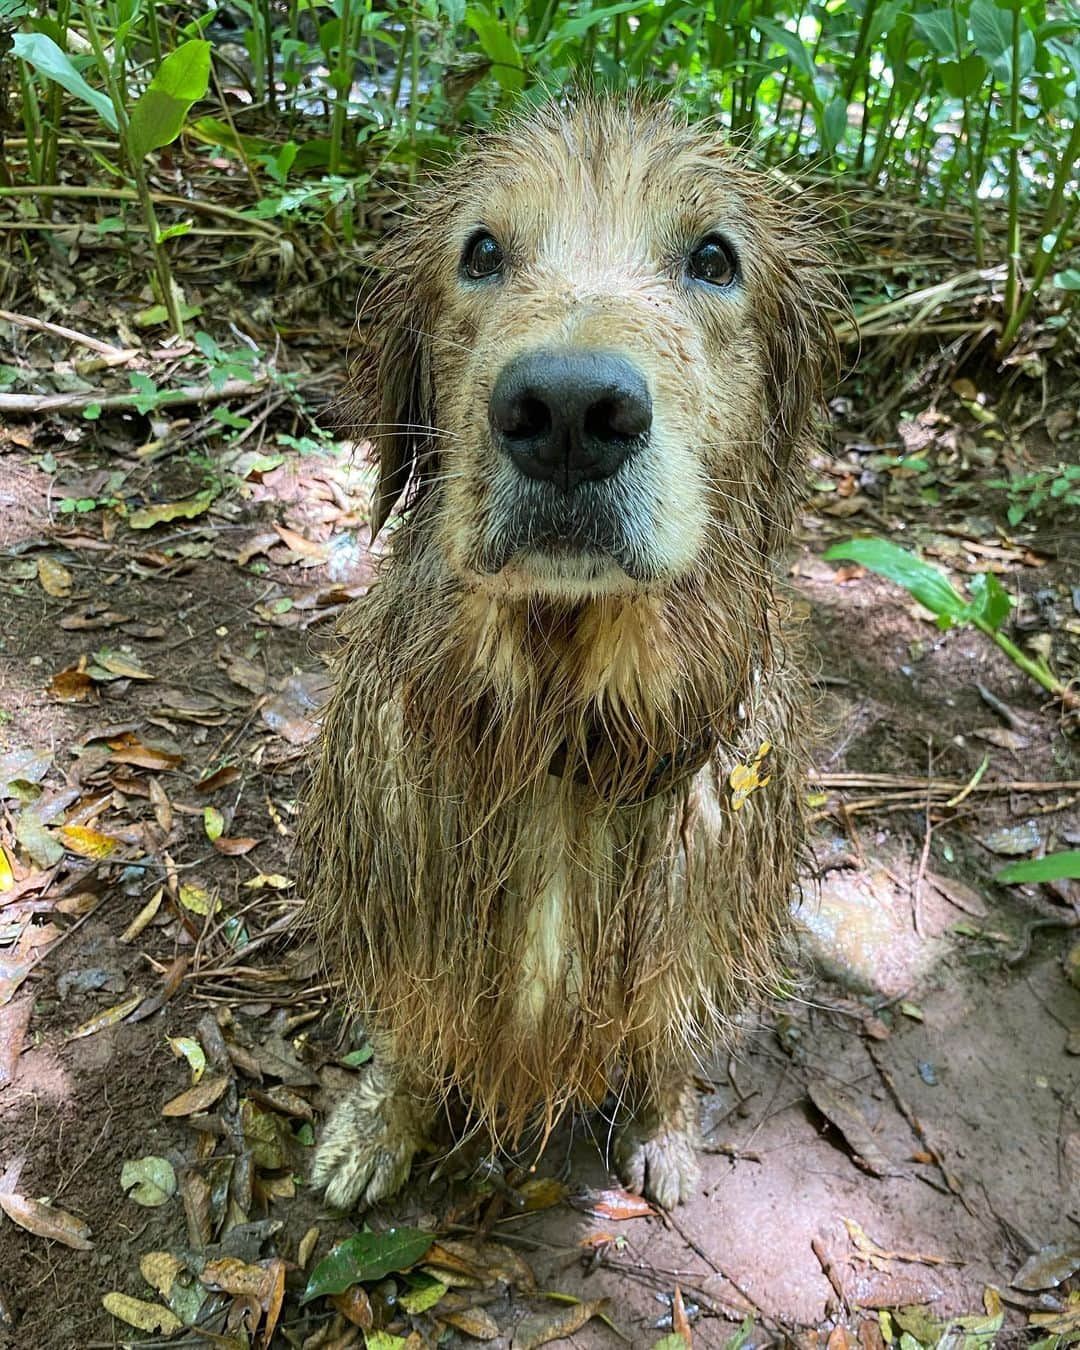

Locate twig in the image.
[867,1043,973,1213]
[0,308,128,357]
[0,377,267,415]
[912,741,934,938]
[814,772,1080,793]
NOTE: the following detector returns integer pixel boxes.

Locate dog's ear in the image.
[349,265,435,537]
[758,223,841,539]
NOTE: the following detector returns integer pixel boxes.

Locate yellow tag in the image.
[729,741,773,810]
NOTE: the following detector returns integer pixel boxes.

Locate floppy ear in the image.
[758,220,841,542]
[349,262,436,537]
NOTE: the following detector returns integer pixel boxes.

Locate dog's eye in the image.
[462,232,504,280]
[688,236,738,287]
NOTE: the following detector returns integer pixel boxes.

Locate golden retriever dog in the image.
[301,95,835,1210]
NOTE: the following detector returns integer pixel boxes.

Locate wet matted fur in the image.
[301,94,838,1210]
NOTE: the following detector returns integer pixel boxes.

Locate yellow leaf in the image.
[0,846,14,893]
[67,991,143,1040]
[37,556,73,597]
[128,489,216,530]
[120,886,163,943]
[102,1292,182,1335]
[178,883,218,916]
[728,741,773,809]
[58,824,118,860]
[167,1035,206,1084]
[202,806,225,842]
[243,873,294,890]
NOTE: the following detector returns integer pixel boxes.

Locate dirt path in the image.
[0,336,1077,1347]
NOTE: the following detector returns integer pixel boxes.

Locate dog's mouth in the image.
[477,479,654,583]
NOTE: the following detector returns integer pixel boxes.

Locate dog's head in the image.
[352,97,836,600]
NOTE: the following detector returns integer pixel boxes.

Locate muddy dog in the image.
[301,96,836,1210]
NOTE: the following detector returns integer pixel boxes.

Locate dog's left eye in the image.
[688,236,738,287]
[462,232,505,279]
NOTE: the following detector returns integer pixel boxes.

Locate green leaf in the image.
[963,572,1013,631]
[127,40,212,164]
[755,18,816,83]
[822,538,967,626]
[996,851,1080,883]
[300,1229,436,1305]
[969,0,1035,80]
[914,9,961,57]
[820,94,849,152]
[1053,269,1080,290]
[120,1156,177,1207]
[341,1045,374,1068]
[465,9,524,91]
[12,32,118,130]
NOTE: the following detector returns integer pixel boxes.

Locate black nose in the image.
[489,349,652,491]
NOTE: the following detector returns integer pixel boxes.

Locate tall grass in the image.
[5,0,1078,345]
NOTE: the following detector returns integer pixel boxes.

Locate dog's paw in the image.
[311,1069,428,1210]
[615,1120,700,1209]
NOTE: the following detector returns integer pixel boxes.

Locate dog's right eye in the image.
[462,232,504,280]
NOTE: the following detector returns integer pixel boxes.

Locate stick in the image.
[0,377,266,415]
[0,308,127,357]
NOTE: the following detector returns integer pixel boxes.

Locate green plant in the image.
[823,536,1078,710]
[996,851,1080,883]
[986,463,1080,525]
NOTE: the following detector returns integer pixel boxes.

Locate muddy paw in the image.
[311,1068,429,1210]
[615,1122,700,1209]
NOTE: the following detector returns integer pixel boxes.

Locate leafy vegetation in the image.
[823,536,1079,709]
[3,0,1077,350]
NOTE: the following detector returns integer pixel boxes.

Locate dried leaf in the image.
[120,887,163,943]
[102,1291,182,1335]
[0,1193,93,1249]
[572,1186,655,1220]
[441,1307,500,1339]
[0,996,32,1088]
[89,649,153,681]
[49,668,96,703]
[512,1297,611,1349]
[1013,1240,1080,1291]
[162,1073,229,1117]
[196,764,241,793]
[213,834,258,855]
[809,1085,901,1177]
[108,736,183,771]
[67,990,143,1040]
[843,1218,956,1268]
[37,556,73,597]
[331,1284,374,1328]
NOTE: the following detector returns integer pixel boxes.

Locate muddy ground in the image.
[0,315,1078,1349]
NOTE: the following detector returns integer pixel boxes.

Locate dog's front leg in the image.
[312,1039,434,1210]
[614,1074,701,1209]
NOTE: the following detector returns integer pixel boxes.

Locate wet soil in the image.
[0,352,1078,1348]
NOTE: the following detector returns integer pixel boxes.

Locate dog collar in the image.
[548,730,717,804]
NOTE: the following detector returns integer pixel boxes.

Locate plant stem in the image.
[1003,4,1022,324]
[974,618,1079,711]
[81,4,186,337]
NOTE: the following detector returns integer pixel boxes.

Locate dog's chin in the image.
[469,534,656,600]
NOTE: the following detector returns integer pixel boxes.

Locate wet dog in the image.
[302,95,835,1209]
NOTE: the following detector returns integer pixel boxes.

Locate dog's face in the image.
[357,100,833,600]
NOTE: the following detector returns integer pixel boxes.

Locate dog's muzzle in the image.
[481,348,655,579]
[489,348,651,492]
